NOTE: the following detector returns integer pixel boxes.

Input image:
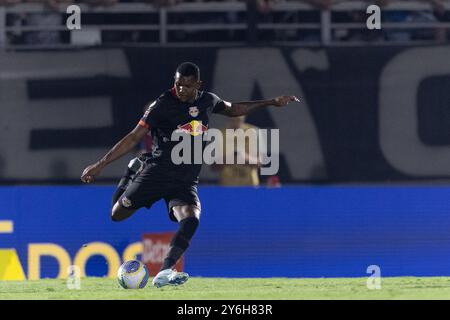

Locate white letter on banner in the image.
[379,47,450,176]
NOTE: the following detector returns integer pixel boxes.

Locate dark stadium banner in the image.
[1,46,450,183]
[3,185,450,280]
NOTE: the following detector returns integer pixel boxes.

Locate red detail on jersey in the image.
[138,120,150,129]
[178,123,194,132]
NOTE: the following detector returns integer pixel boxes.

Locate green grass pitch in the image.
[2,277,450,299]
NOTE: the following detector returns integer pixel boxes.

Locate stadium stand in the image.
[0,0,449,48]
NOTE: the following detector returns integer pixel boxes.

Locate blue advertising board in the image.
[1,186,450,279]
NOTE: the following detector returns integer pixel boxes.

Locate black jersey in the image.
[138,88,227,183]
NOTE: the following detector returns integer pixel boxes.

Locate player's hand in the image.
[272,95,301,107]
[81,163,103,183]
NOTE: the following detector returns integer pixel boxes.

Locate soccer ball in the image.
[117,260,150,289]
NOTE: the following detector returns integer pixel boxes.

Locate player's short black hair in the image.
[175,62,200,80]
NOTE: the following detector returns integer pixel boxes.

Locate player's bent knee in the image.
[172,205,201,222]
[110,208,122,222]
[111,202,134,222]
[184,209,200,221]
[111,212,123,222]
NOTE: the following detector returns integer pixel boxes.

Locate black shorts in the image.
[117,165,201,222]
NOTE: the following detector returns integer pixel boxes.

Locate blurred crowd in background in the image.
[0,0,449,46]
[0,0,447,10]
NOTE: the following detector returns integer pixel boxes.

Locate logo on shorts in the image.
[122,197,132,208]
[189,106,199,118]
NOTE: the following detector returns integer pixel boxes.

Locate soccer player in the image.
[80,62,299,287]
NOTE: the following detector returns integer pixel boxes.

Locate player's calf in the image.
[160,206,200,271]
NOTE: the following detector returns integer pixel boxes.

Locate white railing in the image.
[0,0,449,49]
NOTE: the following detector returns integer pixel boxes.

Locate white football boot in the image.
[152,269,189,288]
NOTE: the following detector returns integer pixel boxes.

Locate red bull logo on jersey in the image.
[177,120,208,137]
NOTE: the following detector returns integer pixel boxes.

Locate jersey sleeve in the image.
[210,92,229,114]
[138,100,162,129]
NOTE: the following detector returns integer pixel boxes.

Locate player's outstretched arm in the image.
[80,124,149,183]
[219,95,300,117]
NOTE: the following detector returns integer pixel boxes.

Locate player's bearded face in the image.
[174,73,201,103]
